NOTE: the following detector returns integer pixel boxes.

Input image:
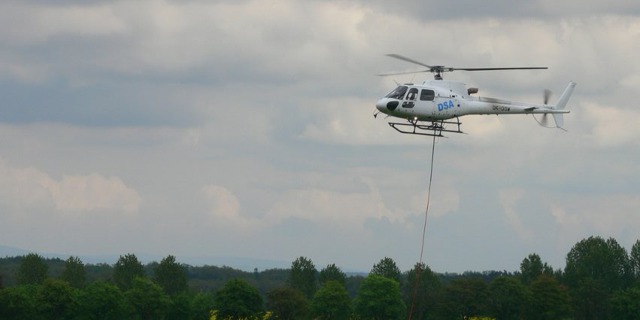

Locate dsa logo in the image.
[438,100,454,111]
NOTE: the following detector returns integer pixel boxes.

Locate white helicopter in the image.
[375,54,576,136]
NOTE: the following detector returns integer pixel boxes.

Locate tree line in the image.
[0,235,639,319]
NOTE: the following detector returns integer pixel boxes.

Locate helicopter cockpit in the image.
[385,86,408,99]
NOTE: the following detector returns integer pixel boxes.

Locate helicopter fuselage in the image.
[375,80,570,122]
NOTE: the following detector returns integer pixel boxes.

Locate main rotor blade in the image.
[452,67,548,71]
[386,54,434,69]
[377,69,430,76]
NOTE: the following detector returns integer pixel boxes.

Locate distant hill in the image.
[0,245,289,271]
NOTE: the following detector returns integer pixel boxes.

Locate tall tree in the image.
[36,278,78,319]
[519,253,553,285]
[436,277,489,319]
[609,286,640,319]
[404,262,441,320]
[61,256,86,288]
[113,253,145,291]
[354,274,405,320]
[370,257,401,284]
[214,278,263,320]
[488,276,529,320]
[0,285,39,319]
[319,263,346,286]
[310,280,351,320]
[289,256,317,298]
[266,286,309,320]
[153,255,187,296]
[17,253,48,285]
[125,277,170,320]
[76,281,127,320]
[526,274,571,320]
[564,236,632,291]
[190,292,216,320]
[630,239,640,283]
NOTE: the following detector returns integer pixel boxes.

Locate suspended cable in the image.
[408,133,437,320]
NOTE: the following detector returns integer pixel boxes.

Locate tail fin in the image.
[552,81,576,128]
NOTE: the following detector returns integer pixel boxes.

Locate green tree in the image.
[36,278,78,319]
[310,280,351,320]
[266,286,309,320]
[610,286,640,319]
[370,257,401,284]
[190,292,216,320]
[214,278,263,319]
[564,236,632,291]
[17,253,48,285]
[564,236,632,319]
[61,256,86,288]
[526,274,571,320]
[488,276,528,320]
[436,277,489,319]
[0,285,39,319]
[125,277,170,320]
[631,239,640,282]
[289,256,317,298]
[113,253,145,291]
[75,281,127,320]
[519,253,553,285]
[404,262,441,320]
[354,274,405,320]
[319,263,346,286]
[153,255,188,296]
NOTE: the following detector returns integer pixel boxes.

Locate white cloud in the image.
[0,158,141,215]
[499,188,534,241]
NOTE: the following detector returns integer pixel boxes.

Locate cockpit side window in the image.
[406,88,419,101]
[385,86,408,99]
[420,89,435,101]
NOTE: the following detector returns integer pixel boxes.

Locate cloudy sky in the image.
[0,0,639,273]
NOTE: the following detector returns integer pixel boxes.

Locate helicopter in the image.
[375,54,576,137]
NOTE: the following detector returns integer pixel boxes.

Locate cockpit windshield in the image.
[385,86,408,99]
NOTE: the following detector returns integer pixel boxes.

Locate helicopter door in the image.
[436,94,457,118]
[402,87,418,109]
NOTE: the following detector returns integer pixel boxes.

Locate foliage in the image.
[190,292,216,320]
[266,286,309,320]
[17,253,48,285]
[370,257,402,284]
[289,256,317,298]
[37,278,78,319]
[75,281,127,320]
[436,276,489,319]
[564,236,632,291]
[609,286,640,319]
[154,255,188,296]
[404,262,441,320]
[125,277,170,320]
[354,274,405,320]
[0,284,39,319]
[310,280,351,320]
[113,253,145,291]
[519,253,553,285]
[61,256,86,288]
[527,274,571,320]
[318,263,346,286]
[214,278,263,320]
[488,276,528,320]
[631,239,640,282]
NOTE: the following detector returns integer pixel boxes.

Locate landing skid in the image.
[388,117,464,137]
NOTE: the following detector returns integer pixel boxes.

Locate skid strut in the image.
[388,117,463,137]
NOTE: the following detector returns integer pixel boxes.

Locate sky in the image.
[0,0,639,273]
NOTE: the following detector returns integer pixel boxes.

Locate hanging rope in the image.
[408,133,438,320]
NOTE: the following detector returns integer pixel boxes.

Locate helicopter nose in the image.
[376,99,386,112]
